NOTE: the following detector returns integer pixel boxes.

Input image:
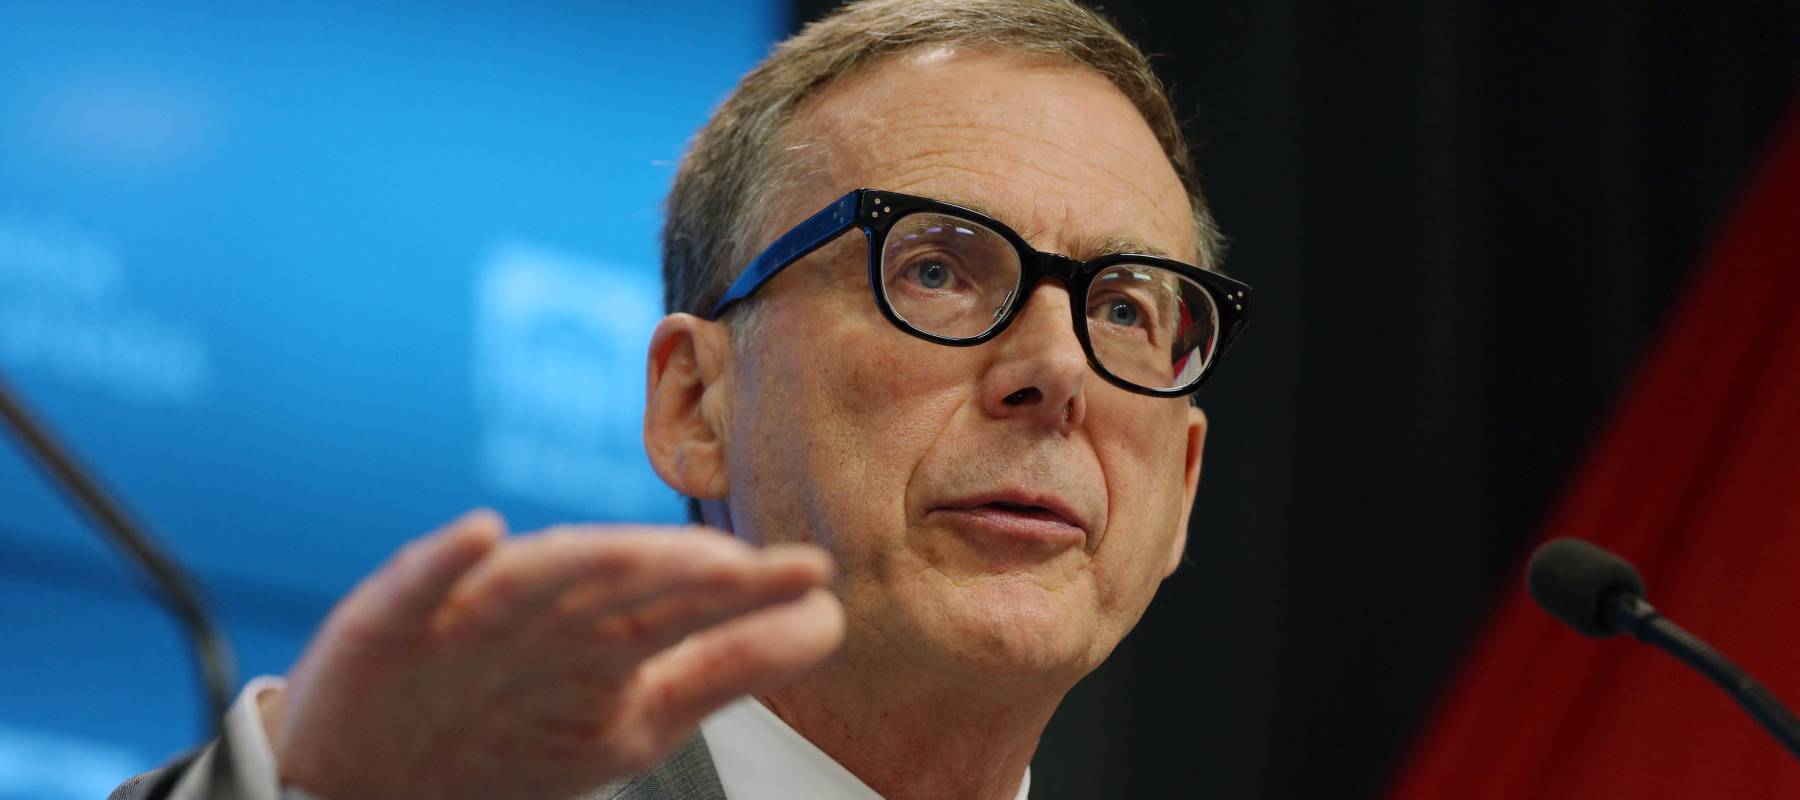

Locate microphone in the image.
[1528,537,1800,762]
[0,372,235,734]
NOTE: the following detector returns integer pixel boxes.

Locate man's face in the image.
[720,48,1207,685]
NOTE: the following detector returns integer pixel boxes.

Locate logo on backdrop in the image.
[0,214,210,404]
[473,241,676,521]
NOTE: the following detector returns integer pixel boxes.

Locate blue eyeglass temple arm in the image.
[708,189,864,319]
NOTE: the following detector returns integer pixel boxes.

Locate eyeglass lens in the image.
[877,211,1220,392]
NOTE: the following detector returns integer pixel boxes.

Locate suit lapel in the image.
[582,733,726,800]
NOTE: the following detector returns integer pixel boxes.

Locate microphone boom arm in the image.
[1604,590,1800,762]
[0,372,234,733]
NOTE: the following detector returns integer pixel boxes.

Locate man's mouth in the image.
[936,492,1091,550]
[985,500,1071,523]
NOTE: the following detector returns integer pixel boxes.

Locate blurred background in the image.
[0,3,767,796]
[1,1,1795,798]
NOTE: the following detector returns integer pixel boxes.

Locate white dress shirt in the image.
[172,678,1031,800]
[702,696,1030,800]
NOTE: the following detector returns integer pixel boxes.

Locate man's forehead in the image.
[780,47,1198,263]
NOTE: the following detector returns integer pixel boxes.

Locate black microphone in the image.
[0,372,235,734]
[1528,537,1800,762]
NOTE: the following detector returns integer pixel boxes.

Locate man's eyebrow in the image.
[923,192,1179,261]
[928,191,1010,227]
[1081,233,1174,260]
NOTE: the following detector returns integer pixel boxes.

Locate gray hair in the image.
[660,0,1226,322]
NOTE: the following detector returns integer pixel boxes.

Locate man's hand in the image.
[260,510,845,800]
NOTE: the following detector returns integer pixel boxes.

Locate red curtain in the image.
[1387,99,1800,798]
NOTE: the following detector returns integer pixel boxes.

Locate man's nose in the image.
[978,281,1088,433]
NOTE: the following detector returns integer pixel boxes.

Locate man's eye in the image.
[1091,295,1149,329]
[897,256,963,291]
[1104,299,1140,327]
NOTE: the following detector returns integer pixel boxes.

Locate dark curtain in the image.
[787,1,1799,797]
[1389,106,1800,798]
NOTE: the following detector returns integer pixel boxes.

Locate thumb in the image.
[632,588,845,733]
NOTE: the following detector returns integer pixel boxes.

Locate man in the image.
[113,0,1249,797]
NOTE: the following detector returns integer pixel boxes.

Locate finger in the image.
[558,542,830,625]
[492,546,831,725]
[553,537,826,623]
[628,587,845,733]
[499,571,830,733]
[437,528,757,635]
[342,509,507,632]
[554,545,833,666]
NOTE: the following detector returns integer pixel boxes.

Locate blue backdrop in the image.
[0,3,782,796]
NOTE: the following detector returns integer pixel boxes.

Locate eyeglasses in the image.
[708,189,1251,398]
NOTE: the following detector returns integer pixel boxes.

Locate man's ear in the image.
[644,313,733,502]
[1162,405,1208,578]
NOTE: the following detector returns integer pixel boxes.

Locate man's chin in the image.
[904,577,1101,680]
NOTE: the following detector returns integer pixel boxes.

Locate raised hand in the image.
[261,510,844,800]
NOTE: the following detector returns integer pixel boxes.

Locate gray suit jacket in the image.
[588,735,727,800]
[109,733,727,800]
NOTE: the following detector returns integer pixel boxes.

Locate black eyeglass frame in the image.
[707,188,1252,398]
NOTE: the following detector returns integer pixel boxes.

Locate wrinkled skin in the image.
[261,46,1208,800]
[663,48,1210,799]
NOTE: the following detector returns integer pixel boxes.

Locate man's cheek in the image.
[832,326,966,432]
[1094,441,1187,549]
[842,327,925,395]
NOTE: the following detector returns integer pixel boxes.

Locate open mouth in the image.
[983,500,1071,523]
[937,492,1090,549]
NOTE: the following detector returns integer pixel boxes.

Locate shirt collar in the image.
[700,697,1031,800]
